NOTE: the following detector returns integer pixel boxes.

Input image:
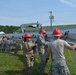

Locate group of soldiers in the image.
[1,28,76,75]
[0,35,12,53]
[23,28,76,75]
[0,35,23,53]
[22,28,76,75]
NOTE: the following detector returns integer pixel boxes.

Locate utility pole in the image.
[49,11,54,30]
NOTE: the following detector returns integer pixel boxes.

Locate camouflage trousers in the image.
[0,44,2,51]
[7,44,11,53]
[23,53,34,74]
[25,54,34,67]
[50,59,71,75]
[37,51,46,72]
[2,44,7,51]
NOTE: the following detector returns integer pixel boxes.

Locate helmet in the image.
[52,28,62,36]
[40,29,46,34]
[24,33,31,38]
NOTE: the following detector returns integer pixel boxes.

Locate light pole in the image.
[49,11,54,30]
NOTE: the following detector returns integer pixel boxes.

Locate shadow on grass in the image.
[0,62,49,75]
[0,52,49,75]
[0,51,25,65]
[31,60,49,75]
[11,53,25,64]
[0,70,23,75]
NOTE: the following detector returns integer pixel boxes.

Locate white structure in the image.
[0,31,5,35]
[20,22,42,33]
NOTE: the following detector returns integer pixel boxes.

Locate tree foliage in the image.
[0,25,20,33]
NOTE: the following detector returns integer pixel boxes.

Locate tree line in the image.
[0,25,20,33]
[0,24,76,33]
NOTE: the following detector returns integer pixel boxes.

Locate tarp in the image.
[0,31,5,35]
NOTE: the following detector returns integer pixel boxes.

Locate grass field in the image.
[0,49,76,75]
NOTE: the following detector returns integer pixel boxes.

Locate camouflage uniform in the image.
[48,39,71,75]
[7,39,12,53]
[1,37,7,51]
[14,40,20,54]
[23,40,35,74]
[19,39,23,50]
[0,37,2,51]
[37,34,49,73]
[50,59,70,75]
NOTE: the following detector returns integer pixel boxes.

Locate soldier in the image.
[23,33,37,75]
[37,29,49,73]
[0,36,2,51]
[19,37,23,50]
[14,37,23,54]
[7,36,11,53]
[46,28,76,75]
[1,35,7,52]
[14,40,20,54]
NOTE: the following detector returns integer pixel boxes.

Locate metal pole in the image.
[49,11,52,30]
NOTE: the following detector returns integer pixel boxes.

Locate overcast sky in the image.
[0,0,76,26]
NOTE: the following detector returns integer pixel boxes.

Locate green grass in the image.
[0,49,76,75]
[0,52,24,75]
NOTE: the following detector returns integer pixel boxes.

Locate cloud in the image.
[59,0,76,7]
